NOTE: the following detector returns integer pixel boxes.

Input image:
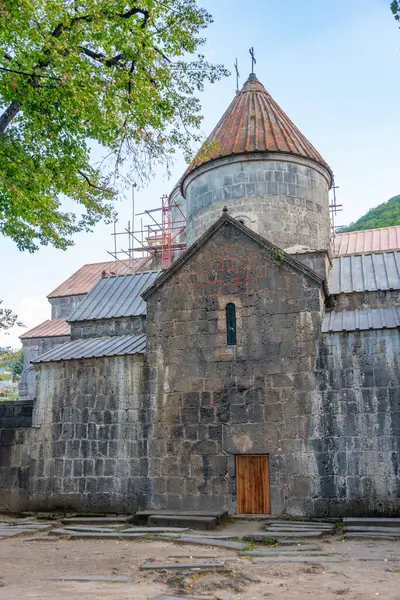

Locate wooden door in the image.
[236,454,271,514]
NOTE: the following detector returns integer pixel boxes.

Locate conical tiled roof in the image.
[183,74,332,185]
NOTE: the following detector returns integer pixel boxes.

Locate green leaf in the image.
[0,0,229,251]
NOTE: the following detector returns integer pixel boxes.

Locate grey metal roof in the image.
[322,308,400,333]
[68,272,158,322]
[329,252,400,294]
[33,334,146,363]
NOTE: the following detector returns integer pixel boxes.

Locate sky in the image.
[1,0,399,348]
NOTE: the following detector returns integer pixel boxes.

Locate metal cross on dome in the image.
[249,47,256,74]
[234,58,240,91]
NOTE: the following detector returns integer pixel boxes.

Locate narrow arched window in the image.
[226,303,237,346]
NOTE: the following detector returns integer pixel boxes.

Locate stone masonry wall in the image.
[49,294,87,320]
[20,335,70,401]
[28,354,149,512]
[0,402,33,512]
[70,316,146,340]
[331,290,400,311]
[145,220,325,515]
[184,155,331,252]
[312,330,400,516]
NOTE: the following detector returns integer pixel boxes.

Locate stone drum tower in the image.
[181,74,333,252]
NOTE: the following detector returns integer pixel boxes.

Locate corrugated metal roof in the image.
[47,256,154,298]
[329,252,400,294]
[68,272,158,322]
[322,307,400,333]
[33,333,146,363]
[20,319,71,340]
[333,226,400,256]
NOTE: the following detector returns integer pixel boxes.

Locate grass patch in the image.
[243,539,258,551]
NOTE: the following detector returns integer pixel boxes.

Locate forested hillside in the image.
[338,195,400,233]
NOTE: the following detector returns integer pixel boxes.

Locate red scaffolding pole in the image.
[161,194,172,269]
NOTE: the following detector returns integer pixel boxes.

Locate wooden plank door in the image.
[236,454,271,514]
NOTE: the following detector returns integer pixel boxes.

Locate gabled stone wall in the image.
[145,220,325,515]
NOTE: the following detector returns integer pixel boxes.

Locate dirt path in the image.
[0,535,398,599]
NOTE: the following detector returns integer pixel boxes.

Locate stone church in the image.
[2,74,399,517]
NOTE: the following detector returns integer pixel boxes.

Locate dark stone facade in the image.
[313,330,400,516]
[0,400,33,429]
[145,219,326,515]
[143,218,400,516]
[28,354,149,512]
[0,218,399,516]
[0,402,33,511]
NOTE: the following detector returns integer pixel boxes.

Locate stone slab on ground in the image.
[242,533,319,544]
[62,516,132,525]
[61,526,124,533]
[141,561,225,571]
[264,530,324,538]
[343,526,400,534]
[148,515,217,530]
[174,536,245,550]
[153,595,212,600]
[0,530,31,538]
[122,527,189,534]
[276,538,311,545]
[252,556,342,563]
[267,521,334,529]
[50,575,133,582]
[242,551,328,557]
[266,524,332,530]
[3,524,54,531]
[343,517,400,527]
[239,544,321,556]
[134,510,228,526]
[49,529,152,539]
[344,533,398,541]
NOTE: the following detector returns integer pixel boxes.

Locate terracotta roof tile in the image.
[20,319,71,339]
[47,256,153,298]
[333,226,400,256]
[183,74,332,185]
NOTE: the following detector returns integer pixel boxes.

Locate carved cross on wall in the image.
[249,47,256,74]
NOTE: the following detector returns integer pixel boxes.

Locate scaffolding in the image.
[108,189,187,271]
[329,180,342,255]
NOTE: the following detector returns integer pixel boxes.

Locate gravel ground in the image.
[0,534,399,599]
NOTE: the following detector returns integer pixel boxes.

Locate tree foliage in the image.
[0,347,24,376]
[391,1,400,24]
[0,300,23,331]
[0,1,228,251]
[337,195,400,233]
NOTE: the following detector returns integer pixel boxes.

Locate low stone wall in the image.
[29,354,148,513]
[0,400,34,428]
[0,401,33,512]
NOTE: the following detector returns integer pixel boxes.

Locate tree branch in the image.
[119,7,149,27]
[0,66,61,80]
[78,170,112,193]
[0,100,21,135]
[79,47,124,67]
